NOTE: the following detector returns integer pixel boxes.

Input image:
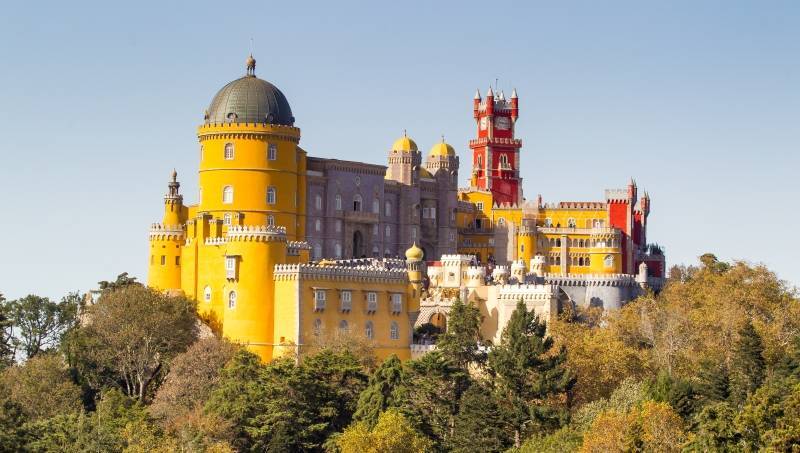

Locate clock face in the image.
[495,116,511,130]
[479,117,488,130]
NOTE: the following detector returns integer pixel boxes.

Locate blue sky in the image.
[0,1,797,299]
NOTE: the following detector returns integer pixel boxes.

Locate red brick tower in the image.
[470,87,522,205]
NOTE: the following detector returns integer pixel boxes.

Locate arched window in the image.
[338,320,349,333]
[223,213,232,225]
[203,286,212,302]
[556,238,561,247]
[228,290,237,309]
[567,218,576,228]
[335,194,342,210]
[372,198,380,214]
[604,255,614,268]
[267,186,276,205]
[334,243,342,258]
[267,143,277,161]
[315,219,322,232]
[353,194,362,212]
[365,321,374,339]
[313,318,322,336]
[385,201,392,217]
[390,321,399,340]
[267,215,275,227]
[222,186,233,204]
[315,194,322,210]
[385,225,391,238]
[499,154,509,168]
[313,243,322,259]
[224,143,234,160]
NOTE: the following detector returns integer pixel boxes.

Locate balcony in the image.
[344,211,379,224]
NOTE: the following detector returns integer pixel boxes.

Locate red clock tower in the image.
[470,87,522,205]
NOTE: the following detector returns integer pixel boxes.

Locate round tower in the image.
[517,224,537,264]
[588,229,622,274]
[197,55,306,240]
[148,171,186,291]
[405,242,425,296]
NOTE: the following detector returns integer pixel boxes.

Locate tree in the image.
[0,353,82,421]
[0,383,27,453]
[150,336,238,424]
[647,371,697,420]
[336,409,432,453]
[354,354,404,427]
[97,272,140,292]
[69,285,198,401]
[436,298,486,370]
[730,320,766,405]
[519,427,582,453]
[487,300,575,446]
[695,359,731,404]
[0,294,13,370]
[685,401,739,452]
[580,401,686,453]
[450,382,511,452]
[7,293,80,359]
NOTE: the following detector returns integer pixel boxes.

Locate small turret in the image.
[486,86,494,115]
[473,89,481,119]
[405,243,425,295]
[510,88,519,122]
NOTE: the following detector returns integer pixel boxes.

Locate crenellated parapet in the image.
[149,223,185,240]
[197,122,301,144]
[273,262,408,283]
[543,273,636,287]
[226,225,287,242]
[286,241,312,256]
[495,284,557,302]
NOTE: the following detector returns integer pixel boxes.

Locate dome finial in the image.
[441,134,445,143]
[246,53,256,76]
[171,169,177,182]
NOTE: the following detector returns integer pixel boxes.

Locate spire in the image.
[498,90,505,101]
[167,169,181,199]
[486,86,494,97]
[246,53,256,76]
[511,88,518,99]
[474,89,481,100]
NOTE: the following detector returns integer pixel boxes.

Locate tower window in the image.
[267,215,275,227]
[315,194,323,211]
[225,256,237,279]
[604,255,614,268]
[476,202,484,211]
[411,227,416,240]
[365,321,374,339]
[335,194,342,210]
[334,243,342,258]
[385,201,392,217]
[224,143,234,160]
[228,290,237,309]
[267,186,276,205]
[385,225,391,238]
[313,243,322,259]
[175,256,180,265]
[267,143,277,161]
[353,194,362,212]
[315,219,322,232]
[390,321,399,340]
[223,213,232,225]
[204,286,211,302]
[222,186,233,204]
[160,255,166,265]
[372,199,380,214]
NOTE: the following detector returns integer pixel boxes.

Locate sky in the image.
[0,1,797,299]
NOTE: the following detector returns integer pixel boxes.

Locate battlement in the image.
[604,188,630,202]
[556,201,606,210]
[273,262,408,283]
[496,284,557,301]
[149,223,185,240]
[287,241,312,256]
[543,273,637,287]
[226,225,287,242]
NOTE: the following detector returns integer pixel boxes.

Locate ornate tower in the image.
[470,87,522,205]
[148,170,186,291]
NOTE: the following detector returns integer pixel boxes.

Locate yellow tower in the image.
[517,224,537,264]
[405,242,424,300]
[148,170,186,291]
[197,55,306,240]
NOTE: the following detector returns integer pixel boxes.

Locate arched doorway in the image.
[352,231,364,258]
[430,312,447,332]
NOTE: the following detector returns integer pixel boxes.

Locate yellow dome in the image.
[429,141,455,157]
[405,242,424,261]
[392,133,418,152]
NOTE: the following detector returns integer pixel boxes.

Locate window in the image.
[160,255,166,265]
[353,194,362,212]
[366,292,378,312]
[477,155,483,168]
[391,294,402,313]
[385,225,391,238]
[267,143,277,161]
[222,186,233,204]
[567,218,576,228]
[385,201,392,217]
[175,256,180,265]
[449,231,456,243]
[556,238,561,247]
[223,213,232,225]
[334,243,342,258]
[390,321,399,340]
[313,243,322,260]
[365,321,374,339]
[225,256,237,279]
[314,290,326,311]
[267,186,276,205]
[315,194,322,210]
[604,255,614,268]
[335,194,342,210]
[372,224,378,237]
[544,218,553,227]
[313,318,322,336]
[340,291,352,311]
[315,219,322,232]
[204,286,212,302]
[224,143,234,160]
[267,215,275,227]
[476,202,484,211]
[372,199,380,214]
[338,320,349,332]
[499,154,510,168]
[336,220,342,233]
[228,290,237,309]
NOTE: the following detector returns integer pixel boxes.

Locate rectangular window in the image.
[314,290,326,311]
[175,256,180,265]
[267,187,276,204]
[160,255,166,265]
[268,143,277,161]
[340,290,352,312]
[391,294,402,313]
[476,202,484,211]
[366,292,378,312]
[225,256,237,279]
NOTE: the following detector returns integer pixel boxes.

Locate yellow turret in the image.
[148,171,185,291]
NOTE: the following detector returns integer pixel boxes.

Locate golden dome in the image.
[405,242,424,261]
[429,140,455,157]
[392,132,418,152]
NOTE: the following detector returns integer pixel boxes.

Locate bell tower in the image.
[470,87,522,205]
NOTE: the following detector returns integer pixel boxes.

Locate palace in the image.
[147,55,665,362]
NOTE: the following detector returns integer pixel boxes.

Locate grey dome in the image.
[205,75,294,126]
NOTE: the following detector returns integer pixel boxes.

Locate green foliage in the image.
[335,409,432,453]
[0,353,82,421]
[488,300,575,445]
[646,370,697,420]
[730,320,766,405]
[518,426,582,453]
[97,272,140,292]
[435,298,486,370]
[695,359,731,404]
[0,383,27,453]
[0,294,13,370]
[7,293,80,360]
[685,401,740,452]
[354,354,403,428]
[571,377,648,432]
[450,382,511,452]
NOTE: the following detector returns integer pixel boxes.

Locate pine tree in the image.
[487,300,575,447]
[696,359,731,404]
[354,354,404,428]
[436,298,486,370]
[450,383,511,453]
[730,320,766,405]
